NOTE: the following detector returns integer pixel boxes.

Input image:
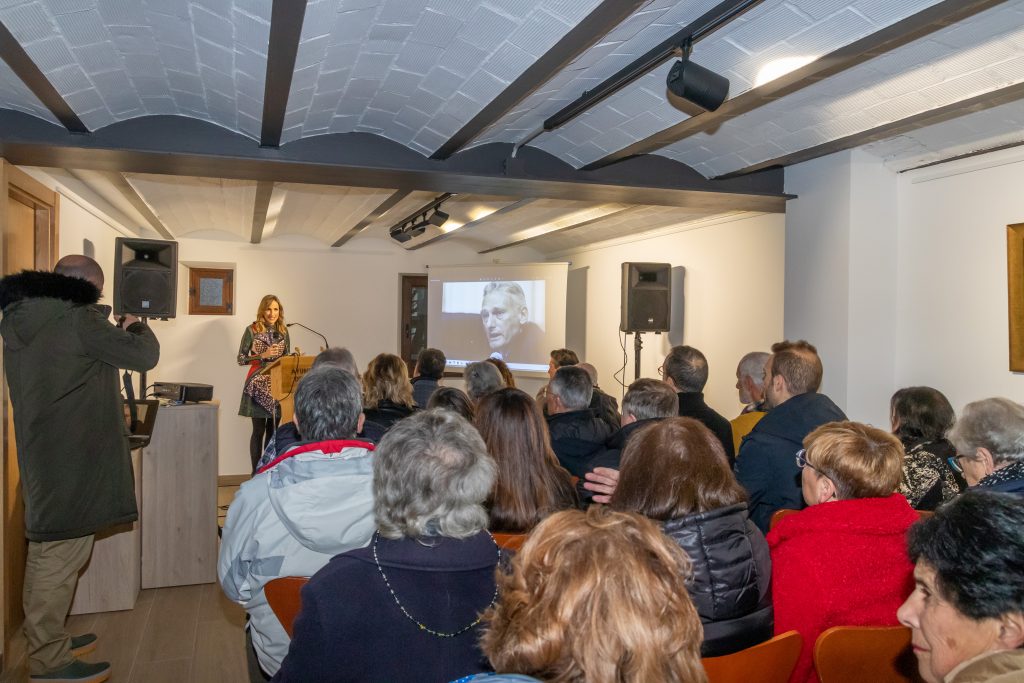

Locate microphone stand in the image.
[286,322,329,350]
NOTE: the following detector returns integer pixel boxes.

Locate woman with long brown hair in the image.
[474,388,576,533]
[610,416,772,657]
[361,353,418,434]
[237,294,290,472]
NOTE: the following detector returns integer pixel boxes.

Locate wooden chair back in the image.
[814,626,922,683]
[492,532,527,552]
[264,576,309,638]
[769,508,799,530]
[703,630,802,683]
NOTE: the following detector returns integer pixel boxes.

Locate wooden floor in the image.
[1,583,248,683]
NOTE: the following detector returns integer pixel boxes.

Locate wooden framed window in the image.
[188,267,233,315]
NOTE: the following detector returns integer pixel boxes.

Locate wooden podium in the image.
[261,355,315,424]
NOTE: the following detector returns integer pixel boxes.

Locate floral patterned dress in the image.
[237,325,290,418]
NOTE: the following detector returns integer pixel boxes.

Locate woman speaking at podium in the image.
[237,294,290,472]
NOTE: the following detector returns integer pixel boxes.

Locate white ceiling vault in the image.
[1,0,1023,253]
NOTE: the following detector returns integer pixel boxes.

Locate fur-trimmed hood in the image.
[0,270,101,311]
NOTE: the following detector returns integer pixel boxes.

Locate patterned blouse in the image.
[897,439,962,510]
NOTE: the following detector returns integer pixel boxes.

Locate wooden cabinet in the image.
[141,403,218,589]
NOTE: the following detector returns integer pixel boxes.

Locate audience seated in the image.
[484,357,516,388]
[273,410,499,683]
[361,352,418,433]
[735,340,847,531]
[474,388,577,533]
[427,386,476,421]
[891,386,963,509]
[584,377,677,474]
[610,417,772,656]
[660,345,736,465]
[465,360,504,402]
[577,361,621,432]
[731,351,770,452]
[947,397,1024,495]
[769,421,917,683]
[537,348,579,413]
[462,507,708,683]
[255,346,361,471]
[411,347,446,408]
[219,366,375,680]
[545,365,613,477]
[898,491,1024,683]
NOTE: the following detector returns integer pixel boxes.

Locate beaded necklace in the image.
[372,530,500,638]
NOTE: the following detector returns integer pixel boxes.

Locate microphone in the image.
[287,322,329,351]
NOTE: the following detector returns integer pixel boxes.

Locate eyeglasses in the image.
[947,455,969,475]
[795,449,817,472]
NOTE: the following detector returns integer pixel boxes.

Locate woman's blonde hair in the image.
[482,507,707,683]
[363,353,415,410]
[252,294,286,335]
[804,421,904,499]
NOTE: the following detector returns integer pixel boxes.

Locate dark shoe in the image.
[70,633,98,657]
[29,659,111,682]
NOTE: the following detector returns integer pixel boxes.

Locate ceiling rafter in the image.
[97,172,175,240]
[332,189,411,248]
[478,206,636,254]
[260,0,306,148]
[407,199,537,251]
[718,81,1024,179]
[583,0,1009,170]
[250,180,274,243]
[429,0,649,160]
[0,20,87,133]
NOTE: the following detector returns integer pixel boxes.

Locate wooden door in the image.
[399,275,428,373]
[1,161,58,671]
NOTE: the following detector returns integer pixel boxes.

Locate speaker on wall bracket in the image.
[620,262,671,333]
[113,237,178,319]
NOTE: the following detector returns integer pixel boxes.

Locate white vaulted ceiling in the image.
[3,0,1024,253]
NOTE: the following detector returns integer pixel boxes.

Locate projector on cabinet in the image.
[153,382,213,403]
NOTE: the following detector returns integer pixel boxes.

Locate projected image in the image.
[440,280,547,370]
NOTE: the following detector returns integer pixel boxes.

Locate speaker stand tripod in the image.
[634,332,643,382]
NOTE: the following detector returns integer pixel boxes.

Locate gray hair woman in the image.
[947,398,1024,495]
[273,409,500,683]
[898,491,1024,683]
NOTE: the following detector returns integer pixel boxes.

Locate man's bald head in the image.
[55,255,103,290]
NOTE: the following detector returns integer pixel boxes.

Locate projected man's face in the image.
[481,290,528,353]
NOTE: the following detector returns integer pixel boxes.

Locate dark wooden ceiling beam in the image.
[98,171,175,240]
[429,0,649,160]
[478,206,635,254]
[407,199,537,251]
[260,0,307,147]
[250,180,275,243]
[332,189,411,247]
[584,0,1009,170]
[0,20,87,133]
[717,81,1024,178]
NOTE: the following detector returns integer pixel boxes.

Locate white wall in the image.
[895,147,1024,412]
[561,212,787,419]
[784,149,899,426]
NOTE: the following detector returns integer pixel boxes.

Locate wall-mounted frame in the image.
[188,267,233,315]
[1008,223,1024,371]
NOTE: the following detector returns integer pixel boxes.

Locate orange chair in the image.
[703,630,802,683]
[814,626,922,683]
[492,532,527,551]
[769,508,799,530]
[264,576,309,637]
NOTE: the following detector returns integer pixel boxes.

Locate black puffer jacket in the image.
[546,409,613,478]
[662,502,773,657]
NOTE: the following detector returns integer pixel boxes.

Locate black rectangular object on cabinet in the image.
[113,238,178,319]
[620,262,671,332]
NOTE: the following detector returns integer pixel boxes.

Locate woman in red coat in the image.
[767,421,918,683]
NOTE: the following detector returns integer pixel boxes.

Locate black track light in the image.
[428,210,449,227]
[666,40,729,112]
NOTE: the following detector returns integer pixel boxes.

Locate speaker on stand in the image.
[113,237,178,403]
[621,262,671,381]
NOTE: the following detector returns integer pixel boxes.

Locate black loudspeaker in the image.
[113,237,178,319]
[621,262,671,332]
